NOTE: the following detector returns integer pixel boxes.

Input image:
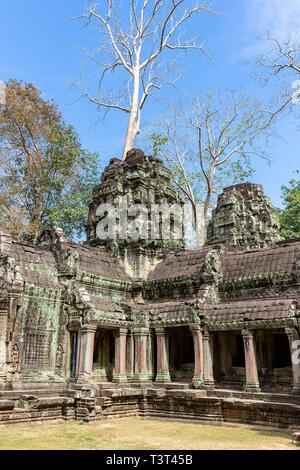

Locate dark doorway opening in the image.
[70,331,78,380]
[168,326,194,382]
[232,334,245,368]
[273,334,292,368]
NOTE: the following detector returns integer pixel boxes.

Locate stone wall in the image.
[1,388,299,431]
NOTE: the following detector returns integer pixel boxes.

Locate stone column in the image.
[78,325,97,382]
[114,328,128,383]
[133,328,149,382]
[202,330,214,388]
[285,327,300,395]
[0,309,7,384]
[242,329,261,392]
[147,331,154,381]
[127,330,135,381]
[155,327,171,383]
[190,325,203,388]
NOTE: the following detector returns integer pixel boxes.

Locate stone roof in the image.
[222,240,300,280]
[136,300,194,315]
[148,246,213,280]
[88,294,124,313]
[2,242,61,288]
[69,244,131,281]
[204,299,297,322]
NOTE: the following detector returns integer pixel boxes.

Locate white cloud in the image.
[237,0,300,59]
[247,0,300,39]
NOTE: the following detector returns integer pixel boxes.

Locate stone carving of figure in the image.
[12,265,24,291]
[55,344,64,369]
[76,288,95,324]
[0,256,15,289]
[201,249,221,283]
[5,362,17,388]
[59,249,79,275]
[12,343,19,364]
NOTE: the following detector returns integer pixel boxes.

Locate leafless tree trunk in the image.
[76,0,216,160]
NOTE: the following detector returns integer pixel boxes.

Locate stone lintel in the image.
[81,324,98,334]
[133,327,149,336]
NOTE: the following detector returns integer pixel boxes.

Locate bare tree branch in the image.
[75,0,216,159]
[150,92,274,245]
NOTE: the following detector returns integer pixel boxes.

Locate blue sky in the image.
[0,0,299,207]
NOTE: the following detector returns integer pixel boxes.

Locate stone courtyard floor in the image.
[0,418,296,450]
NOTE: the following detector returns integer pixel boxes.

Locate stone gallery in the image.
[0,149,300,429]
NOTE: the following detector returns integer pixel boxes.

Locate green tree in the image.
[0,79,99,241]
[277,175,300,239]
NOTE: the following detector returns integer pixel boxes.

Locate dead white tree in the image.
[76,0,216,160]
[154,92,273,245]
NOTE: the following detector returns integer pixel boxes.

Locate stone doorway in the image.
[256,329,292,392]
[69,331,78,380]
[213,331,246,390]
[167,326,194,383]
[93,328,115,381]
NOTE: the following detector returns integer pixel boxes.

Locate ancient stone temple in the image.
[0,149,299,429]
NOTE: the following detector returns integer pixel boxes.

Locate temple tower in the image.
[206,182,281,250]
[85,149,185,278]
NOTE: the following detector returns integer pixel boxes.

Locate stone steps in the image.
[0,387,66,400]
[207,389,300,405]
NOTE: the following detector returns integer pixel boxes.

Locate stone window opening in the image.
[23,329,52,369]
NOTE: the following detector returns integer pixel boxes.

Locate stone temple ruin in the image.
[0,148,300,429]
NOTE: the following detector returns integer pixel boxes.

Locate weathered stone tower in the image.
[85,149,185,278]
[207,183,281,250]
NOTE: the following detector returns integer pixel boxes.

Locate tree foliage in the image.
[277,174,300,239]
[0,79,99,241]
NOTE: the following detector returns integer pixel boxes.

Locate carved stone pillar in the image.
[202,330,214,388]
[78,325,97,382]
[285,327,300,394]
[147,330,154,381]
[114,328,128,383]
[127,330,135,381]
[242,329,261,392]
[155,327,171,383]
[0,309,7,384]
[190,325,203,388]
[133,327,149,382]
